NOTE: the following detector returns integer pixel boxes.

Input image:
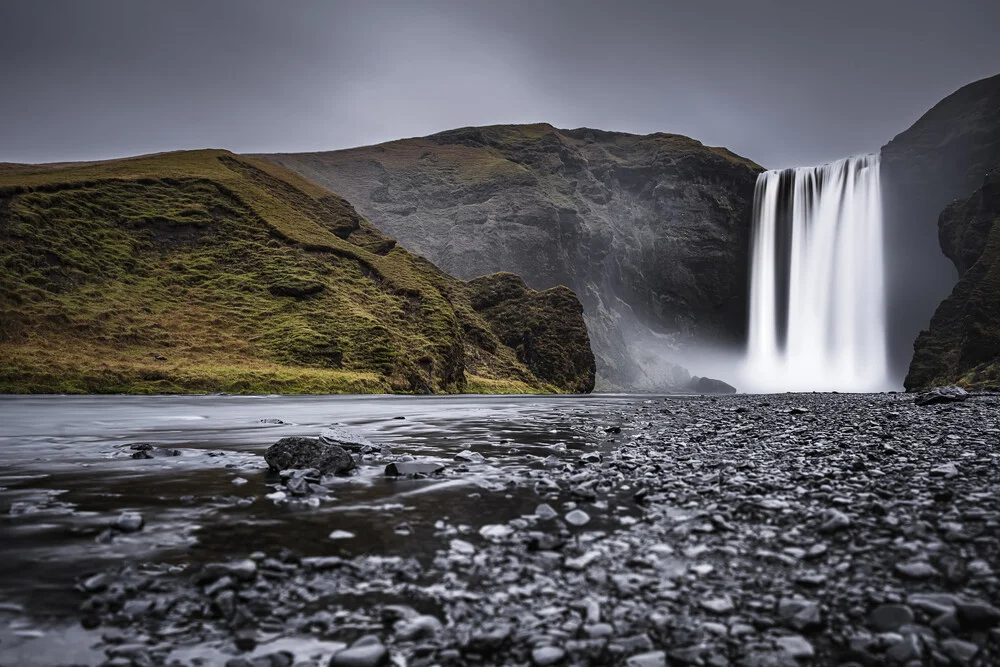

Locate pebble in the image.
[565,509,590,526]
[531,646,566,665]
[113,511,144,533]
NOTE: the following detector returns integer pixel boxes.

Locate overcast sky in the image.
[1,0,997,168]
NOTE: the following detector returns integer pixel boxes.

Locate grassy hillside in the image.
[0,150,595,394]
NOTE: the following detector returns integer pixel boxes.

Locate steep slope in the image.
[261,124,762,390]
[881,72,1000,380]
[906,169,1000,389]
[0,150,595,394]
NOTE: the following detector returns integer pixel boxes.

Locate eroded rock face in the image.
[263,436,355,475]
[906,170,1000,390]
[468,273,595,393]
[261,124,762,390]
[881,72,1000,382]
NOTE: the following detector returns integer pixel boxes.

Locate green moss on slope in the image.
[0,150,594,394]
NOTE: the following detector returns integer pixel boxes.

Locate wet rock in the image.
[394,614,443,640]
[819,509,852,533]
[329,635,388,667]
[775,635,814,659]
[915,385,968,405]
[467,622,513,654]
[939,638,980,664]
[329,530,355,540]
[930,461,960,477]
[777,597,822,631]
[701,596,735,615]
[955,600,1000,628]
[895,560,939,579]
[625,651,667,667]
[449,539,475,555]
[479,524,514,541]
[454,450,485,463]
[565,509,590,527]
[384,461,445,477]
[868,604,914,632]
[318,426,374,452]
[129,443,181,459]
[113,511,144,533]
[81,572,111,593]
[531,645,566,665]
[535,503,559,520]
[265,437,355,475]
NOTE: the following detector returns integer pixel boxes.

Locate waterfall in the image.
[745,154,889,392]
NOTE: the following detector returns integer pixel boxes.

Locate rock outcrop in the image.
[906,169,1000,390]
[261,124,762,390]
[881,73,1000,380]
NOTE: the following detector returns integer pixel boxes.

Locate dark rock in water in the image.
[259,418,285,425]
[688,376,737,394]
[264,437,355,475]
[329,635,389,667]
[319,426,374,452]
[915,386,969,405]
[113,511,144,533]
[384,461,445,477]
[127,443,180,459]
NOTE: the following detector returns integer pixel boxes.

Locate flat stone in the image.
[868,604,914,632]
[318,426,374,452]
[328,530,355,540]
[895,560,939,579]
[329,635,388,667]
[701,596,735,615]
[532,646,566,666]
[479,524,514,541]
[454,449,485,463]
[939,638,980,665]
[625,651,667,667]
[775,635,814,659]
[384,461,444,477]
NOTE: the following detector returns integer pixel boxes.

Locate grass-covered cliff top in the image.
[0,150,595,394]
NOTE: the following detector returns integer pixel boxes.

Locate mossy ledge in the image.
[0,149,595,394]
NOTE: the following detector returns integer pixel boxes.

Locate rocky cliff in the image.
[0,150,594,394]
[906,168,1000,389]
[881,73,1000,380]
[261,124,762,390]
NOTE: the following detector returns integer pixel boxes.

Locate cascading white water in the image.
[744,154,890,392]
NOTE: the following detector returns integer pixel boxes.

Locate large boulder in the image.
[688,376,737,394]
[264,436,355,475]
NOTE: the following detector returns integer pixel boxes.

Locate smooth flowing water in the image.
[0,394,647,615]
[745,154,890,392]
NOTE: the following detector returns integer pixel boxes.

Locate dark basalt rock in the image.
[384,461,445,477]
[906,169,1000,390]
[687,376,737,394]
[264,436,355,475]
[914,385,969,405]
[883,73,1000,384]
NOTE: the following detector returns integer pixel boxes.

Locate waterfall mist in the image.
[743,154,891,392]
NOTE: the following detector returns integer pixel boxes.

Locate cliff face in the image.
[906,169,1000,390]
[261,124,762,390]
[0,150,594,394]
[881,73,1000,381]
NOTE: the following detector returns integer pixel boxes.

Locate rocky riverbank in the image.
[3,392,1000,666]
